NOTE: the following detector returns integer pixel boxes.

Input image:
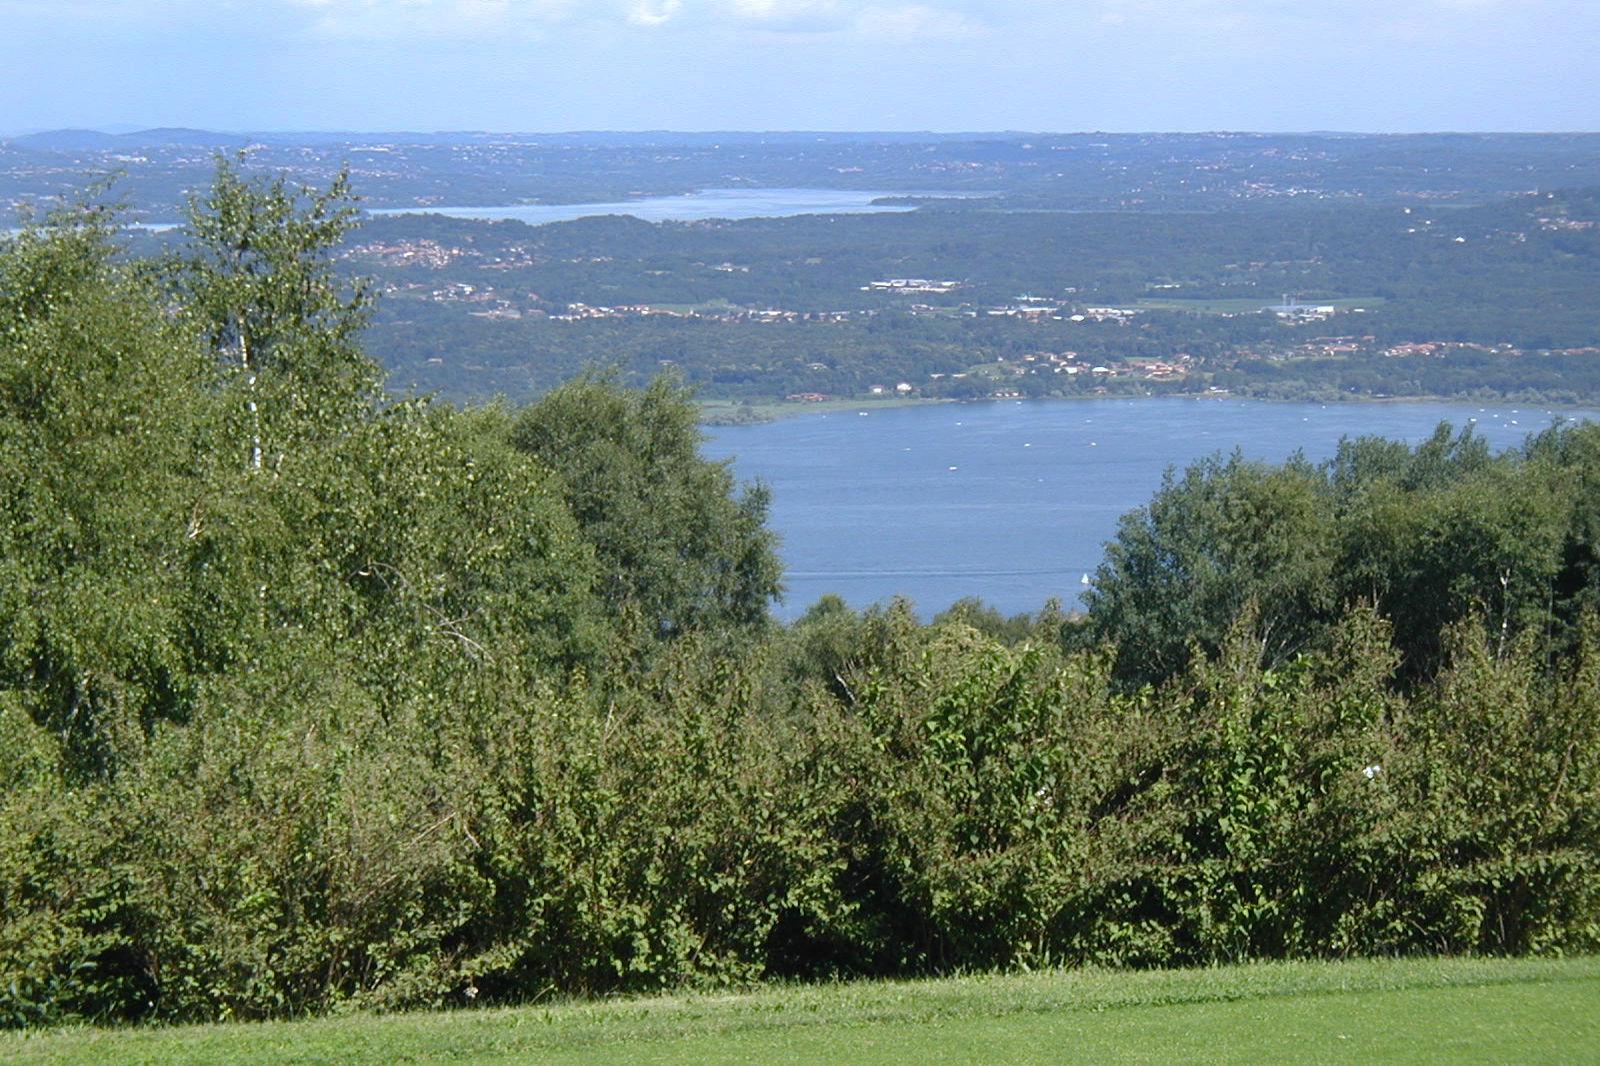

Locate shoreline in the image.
[698,391,1600,427]
[698,396,954,425]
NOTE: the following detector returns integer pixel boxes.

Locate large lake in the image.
[368,187,918,226]
[703,398,1600,620]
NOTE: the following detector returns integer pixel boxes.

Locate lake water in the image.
[9,189,917,233]
[368,187,918,226]
[703,398,1600,620]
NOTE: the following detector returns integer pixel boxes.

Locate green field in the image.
[1135,296,1388,314]
[6,957,1597,1065]
[638,298,746,315]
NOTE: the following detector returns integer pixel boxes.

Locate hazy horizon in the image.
[7,126,1600,139]
[1,1,1595,135]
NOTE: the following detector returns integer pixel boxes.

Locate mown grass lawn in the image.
[5,956,1597,1065]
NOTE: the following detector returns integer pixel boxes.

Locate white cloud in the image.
[855,4,985,39]
[277,0,851,36]
[628,0,684,25]
[633,0,849,31]
[726,0,840,19]
[616,0,990,34]
[15,0,1549,45]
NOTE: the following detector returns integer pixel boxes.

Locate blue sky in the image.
[0,0,1594,133]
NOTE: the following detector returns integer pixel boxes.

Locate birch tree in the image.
[172,154,375,472]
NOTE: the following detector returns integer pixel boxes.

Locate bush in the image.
[5,174,1600,1028]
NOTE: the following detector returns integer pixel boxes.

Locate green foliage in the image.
[1123,606,1405,962]
[1383,616,1600,955]
[0,170,807,1024]
[1087,422,1600,686]
[817,607,1168,971]
[458,645,847,998]
[510,373,781,643]
[171,154,377,476]
[1088,454,1336,685]
[4,165,1600,1030]
[0,210,216,770]
[0,700,143,1027]
[173,154,373,387]
[357,183,1600,407]
[930,597,1052,646]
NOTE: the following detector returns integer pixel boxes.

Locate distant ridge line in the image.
[8,128,1600,151]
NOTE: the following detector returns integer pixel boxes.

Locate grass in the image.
[637,299,745,315]
[5,956,1598,1065]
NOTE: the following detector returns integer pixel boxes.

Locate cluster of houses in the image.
[1077,306,1144,323]
[552,302,681,321]
[351,237,551,272]
[549,303,862,323]
[783,382,918,403]
[1002,351,1138,379]
[1267,297,1345,321]
[782,352,1199,404]
[346,238,472,268]
[1298,336,1375,357]
[1227,337,1551,363]
[427,281,489,303]
[1536,216,1597,232]
[901,301,1145,324]
[863,278,964,294]
[990,351,1196,383]
[1125,356,1194,380]
[1380,341,1513,359]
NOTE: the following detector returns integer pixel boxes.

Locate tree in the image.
[510,373,782,642]
[0,205,217,770]
[170,154,375,471]
[1085,452,1336,686]
[1085,423,1587,687]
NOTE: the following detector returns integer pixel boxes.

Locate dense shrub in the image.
[802,605,1171,972]
[3,172,1599,1028]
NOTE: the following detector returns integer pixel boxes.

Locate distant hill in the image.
[3,128,1046,152]
[9,128,124,150]
[9,127,252,150]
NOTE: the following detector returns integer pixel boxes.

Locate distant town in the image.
[8,130,1594,408]
[342,229,1600,404]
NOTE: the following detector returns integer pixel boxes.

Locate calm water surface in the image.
[703,398,1600,620]
[368,187,918,226]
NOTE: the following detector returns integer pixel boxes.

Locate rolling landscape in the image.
[8,129,1600,409]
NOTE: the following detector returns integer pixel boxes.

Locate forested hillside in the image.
[353,187,1600,406]
[2,168,1598,1028]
